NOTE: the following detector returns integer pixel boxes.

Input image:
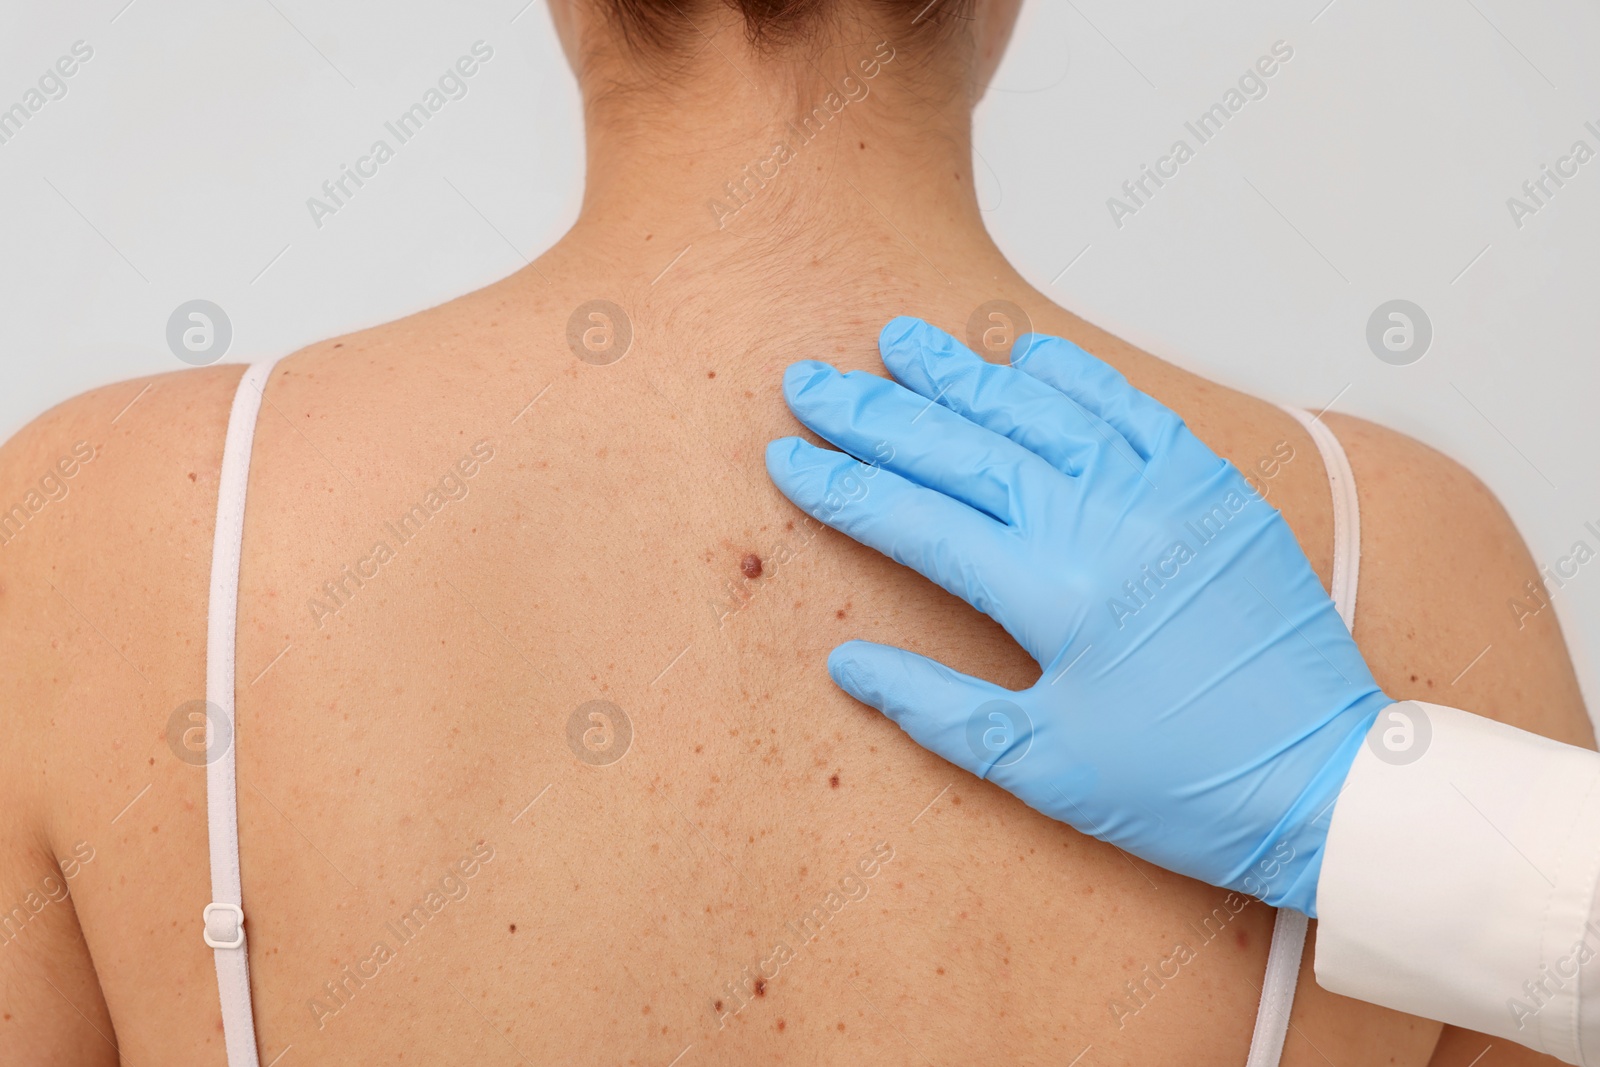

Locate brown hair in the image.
[602,0,969,53]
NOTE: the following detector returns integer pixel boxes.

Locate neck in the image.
[534,37,1032,316]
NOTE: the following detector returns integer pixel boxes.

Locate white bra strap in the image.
[1243,405,1363,1067]
[204,360,278,1067]
[1280,407,1362,629]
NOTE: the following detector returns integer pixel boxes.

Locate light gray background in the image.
[3,1,1597,718]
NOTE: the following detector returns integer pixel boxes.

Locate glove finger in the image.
[782,359,1064,528]
[878,316,1135,478]
[766,437,1029,631]
[827,639,1026,779]
[1011,333,1185,463]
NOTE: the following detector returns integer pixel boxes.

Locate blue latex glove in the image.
[765,316,1391,915]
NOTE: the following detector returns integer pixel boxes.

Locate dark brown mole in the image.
[509,923,517,933]
[714,1000,723,1012]
[829,773,840,789]
[741,553,764,579]
[754,978,767,997]
[707,370,716,378]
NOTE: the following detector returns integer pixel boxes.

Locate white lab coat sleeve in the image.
[1315,700,1600,1065]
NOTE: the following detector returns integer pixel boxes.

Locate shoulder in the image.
[0,364,246,817]
[0,362,246,583]
[0,363,253,1064]
[1323,412,1592,749]
[0,363,246,549]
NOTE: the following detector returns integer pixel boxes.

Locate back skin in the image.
[1,12,1591,1067]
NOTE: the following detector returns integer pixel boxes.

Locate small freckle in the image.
[837,1022,846,1031]
[694,744,704,753]
[836,608,846,619]
[951,795,962,806]
[829,773,840,788]
[707,370,717,378]
[741,553,763,579]
[936,967,945,975]
[148,757,154,765]
[187,471,197,482]
[642,1004,651,1015]
[150,824,159,833]
[754,978,767,997]
[744,389,754,398]
[776,1019,786,1031]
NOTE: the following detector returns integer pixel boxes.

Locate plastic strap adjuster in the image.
[203,901,245,949]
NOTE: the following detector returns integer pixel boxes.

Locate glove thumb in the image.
[828,640,1025,780]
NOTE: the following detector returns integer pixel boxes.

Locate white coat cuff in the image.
[1315,701,1600,1065]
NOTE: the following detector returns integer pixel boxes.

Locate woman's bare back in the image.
[1,232,1590,1066]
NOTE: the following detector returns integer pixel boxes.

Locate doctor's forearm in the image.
[1317,702,1600,1065]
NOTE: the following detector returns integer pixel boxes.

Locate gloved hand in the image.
[765,316,1392,915]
